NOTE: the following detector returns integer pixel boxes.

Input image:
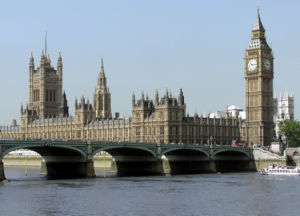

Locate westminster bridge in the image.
[0,140,254,181]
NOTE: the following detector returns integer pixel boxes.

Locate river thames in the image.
[0,166,299,216]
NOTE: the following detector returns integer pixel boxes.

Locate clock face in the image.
[248,59,257,71]
[264,60,271,70]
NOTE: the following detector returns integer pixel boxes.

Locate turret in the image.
[75,96,95,124]
[40,50,46,65]
[39,50,46,78]
[194,112,198,121]
[47,54,51,65]
[81,96,85,108]
[155,89,159,105]
[132,92,135,107]
[178,88,184,105]
[141,92,145,103]
[59,91,69,118]
[165,89,169,98]
[172,98,176,106]
[147,96,151,109]
[29,53,34,71]
[87,98,90,111]
[29,53,34,106]
[164,89,169,105]
[75,97,78,109]
[57,52,62,79]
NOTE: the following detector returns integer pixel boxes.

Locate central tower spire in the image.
[94,57,112,119]
[97,57,107,89]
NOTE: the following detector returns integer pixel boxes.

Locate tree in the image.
[278,120,300,147]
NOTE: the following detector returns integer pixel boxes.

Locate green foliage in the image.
[278,120,300,147]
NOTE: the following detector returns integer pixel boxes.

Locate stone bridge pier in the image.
[45,143,95,179]
[0,160,5,181]
[0,146,5,181]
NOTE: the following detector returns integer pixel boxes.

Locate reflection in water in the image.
[1,166,300,216]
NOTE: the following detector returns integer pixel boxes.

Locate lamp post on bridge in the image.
[209,136,214,147]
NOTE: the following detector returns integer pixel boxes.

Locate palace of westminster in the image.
[0,10,279,146]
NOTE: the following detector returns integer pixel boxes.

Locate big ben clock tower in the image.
[244,9,274,146]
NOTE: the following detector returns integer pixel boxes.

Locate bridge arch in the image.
[1,145,87,161]
[92,146,159,176]
[92,146,157,158]
[162,147,211,174]
[213,148,252,172]
[213,149,251,159]
[162,147,210,159]
[0,142,91,180]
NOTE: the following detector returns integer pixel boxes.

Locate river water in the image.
[0,166,300,216]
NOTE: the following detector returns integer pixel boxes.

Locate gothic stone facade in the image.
[0,10,275,146]
[0,54,241,144]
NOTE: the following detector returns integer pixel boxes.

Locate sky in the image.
[0,0,299,125]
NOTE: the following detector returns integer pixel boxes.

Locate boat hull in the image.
[260,172,300,176]
[259,164,300,175]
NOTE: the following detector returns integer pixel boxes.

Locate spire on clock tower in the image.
[252,7,265,32]
[248,7,270,50]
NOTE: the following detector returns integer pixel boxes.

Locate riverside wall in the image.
[3,155,112,168]
[253,148,287,170]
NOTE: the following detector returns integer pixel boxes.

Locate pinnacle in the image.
[252,7,265,31]
[100,57,105,74]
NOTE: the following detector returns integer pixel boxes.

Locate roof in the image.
[252,8,265,31]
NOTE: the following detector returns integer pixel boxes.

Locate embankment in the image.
[253,148,287,170]
[3,155,112,168]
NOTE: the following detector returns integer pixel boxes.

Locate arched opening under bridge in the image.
[2,149,44,180]
[92,146,161,176]
[92,151,115,177]
[214,150,254,172]
[162,149,212,174]
[1,144,91,180]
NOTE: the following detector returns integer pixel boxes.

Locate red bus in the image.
[231,140,248,147]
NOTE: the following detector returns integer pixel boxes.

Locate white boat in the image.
[260,164,300,175]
